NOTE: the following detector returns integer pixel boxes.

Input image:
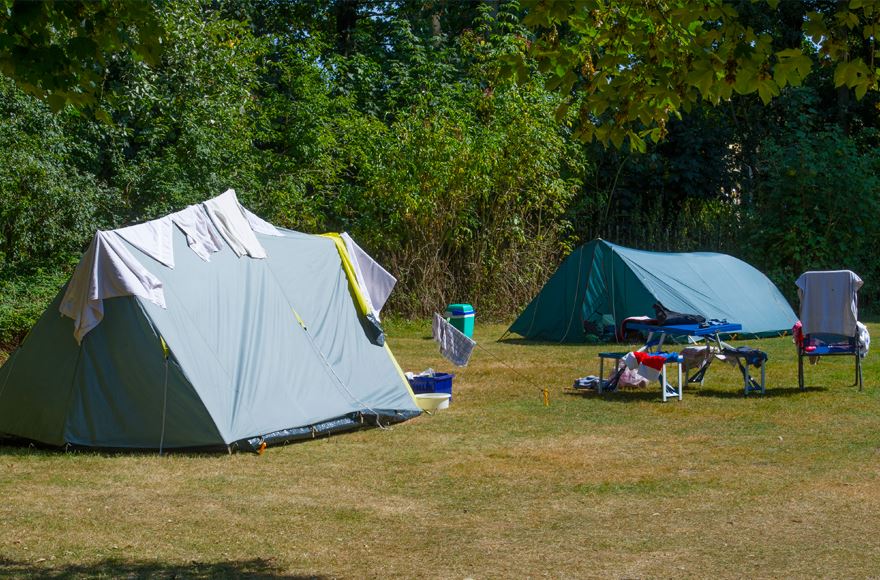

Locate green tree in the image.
[519,0,880,149]
[743,99,880,303]
[0,0,164,111]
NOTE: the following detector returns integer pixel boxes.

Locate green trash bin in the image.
[444,303,475,338]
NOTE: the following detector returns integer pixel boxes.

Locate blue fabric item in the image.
[722,346,768,367]
[573,376,601,390]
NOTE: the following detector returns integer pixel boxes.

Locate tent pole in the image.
[559,247,586,342]
[0,349,20,403]
[610,247,617,338]
[158,337,170,456]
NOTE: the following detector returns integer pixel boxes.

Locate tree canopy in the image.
[0,0,163,111]
[0,0,878,349]
[520,0,880,149]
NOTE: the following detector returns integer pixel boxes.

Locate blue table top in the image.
[625,322,742,336]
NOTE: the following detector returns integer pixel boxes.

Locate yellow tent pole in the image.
[319,233,419,404]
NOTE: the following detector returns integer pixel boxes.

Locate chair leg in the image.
[760,362,766,395]
[856,353,863,391]
[798,351,804,390]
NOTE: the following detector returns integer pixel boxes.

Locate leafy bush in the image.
[0,266,70,351]
[744,125,880,307]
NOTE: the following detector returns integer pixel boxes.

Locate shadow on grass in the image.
[0,557,322,579]
[692,385,828,399]
[563,389,674,403]
[0,439,230,457]
[564,385,829,402]
[496,336,641,349]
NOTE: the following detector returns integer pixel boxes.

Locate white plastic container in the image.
[415,393,451,412]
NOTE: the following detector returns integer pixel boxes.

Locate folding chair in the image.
[795,270,864,391]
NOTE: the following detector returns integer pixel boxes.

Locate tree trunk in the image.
[431,1,444,46]
[335,0,358,57]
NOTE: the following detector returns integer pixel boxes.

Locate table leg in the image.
[761,362,766,394]
[661,366,668,402]
[638,331,655,353]
[677,362,683,400]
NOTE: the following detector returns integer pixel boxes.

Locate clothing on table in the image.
[721,346,768,367]
[617,316,657,341]
[652,302,706,326]
[618,363,649,388]
[623,350,667,381]
[680,346,712,370]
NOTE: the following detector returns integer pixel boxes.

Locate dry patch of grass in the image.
[1,321,880,577]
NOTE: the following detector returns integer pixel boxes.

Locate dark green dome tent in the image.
[508,239,797,342]
[0,190,419,452]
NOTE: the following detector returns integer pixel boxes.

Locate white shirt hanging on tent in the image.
[240,204,282,237]
[60,231,166,344]
[115,216,176,268]
[203,189,267,258]
[341,232,397,319]
[432,312,476,367]
[171,204,226,261]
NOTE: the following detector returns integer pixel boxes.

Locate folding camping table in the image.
[623,322,765,398]
[597,349,684,401]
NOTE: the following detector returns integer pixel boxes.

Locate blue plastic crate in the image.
[408,372,454,401]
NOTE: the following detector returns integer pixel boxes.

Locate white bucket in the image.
[415,393,451,412]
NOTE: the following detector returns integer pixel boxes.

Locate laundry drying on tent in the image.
[507,239,798,343]
[0,189,420,452]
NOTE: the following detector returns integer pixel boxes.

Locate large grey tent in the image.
[508,239,798,342]
[0,190,420,451]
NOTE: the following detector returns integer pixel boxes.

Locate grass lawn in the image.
[1,320,879,578]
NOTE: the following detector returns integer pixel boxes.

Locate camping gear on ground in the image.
[572,369,625,393]
[445,303,475,338]
[414,393,451,412]
[596,347,683,401]
[0,189,420,452]
[408,371,454,402]
[507,239,798,342]
[572,375,602,390]
[432,312,476,366]
[596,354,644,393]
[623,320,767,399]
[795,270,865,391]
